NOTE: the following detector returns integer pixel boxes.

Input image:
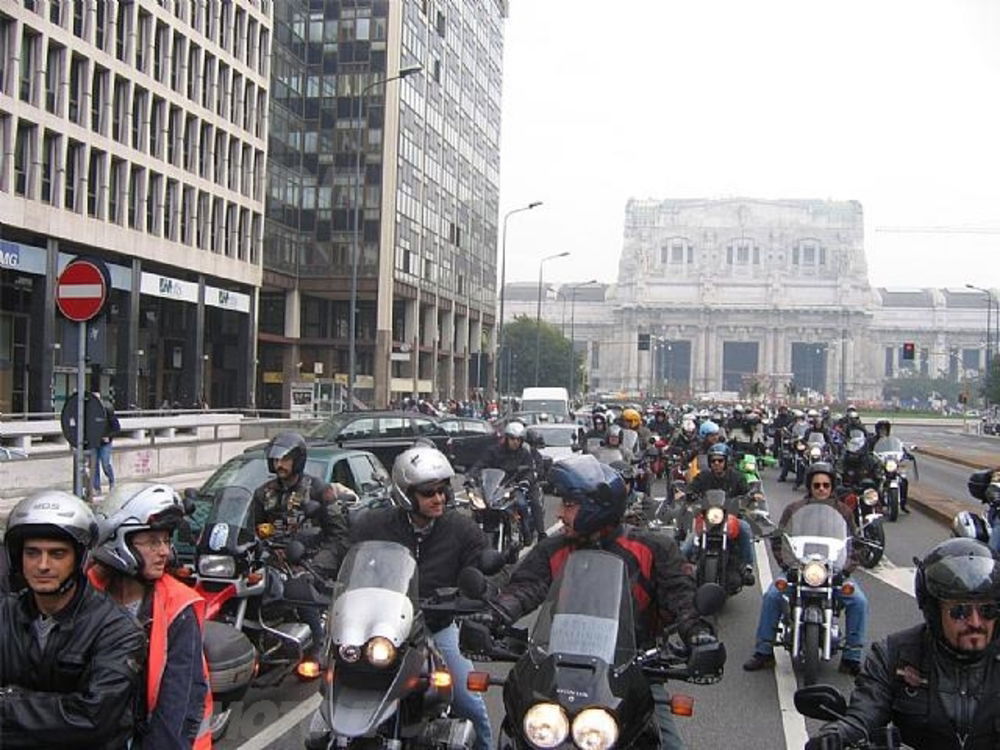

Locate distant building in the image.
[502,198,993,402]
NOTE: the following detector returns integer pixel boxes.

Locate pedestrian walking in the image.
[94,392,120,495]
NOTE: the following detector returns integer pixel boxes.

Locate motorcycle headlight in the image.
[469,492,486,510]
[809,446,822,460]
[338,644,361,663]
[862,488,879,506]
[802,561,828,588]
[197,554,236,578]
[705,507,725,526]
[572,707,619,750]
[796,442,806,452]
[523,703,569,748]
[365,636,397,668]
[884,459,898,473]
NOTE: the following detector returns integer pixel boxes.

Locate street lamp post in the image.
[966,284,998,405]
[534,252,570,386]
[568,279,597,398]
[347,64,422,411]
[497,201,542,396]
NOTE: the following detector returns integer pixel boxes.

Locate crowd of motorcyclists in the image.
[2,395,999,749]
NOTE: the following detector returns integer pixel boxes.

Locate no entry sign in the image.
[56,257,110,322]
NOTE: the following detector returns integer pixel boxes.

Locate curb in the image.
[913,446,996,471]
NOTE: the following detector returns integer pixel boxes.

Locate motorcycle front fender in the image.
[326,645,424,738]
[803,605,825,625]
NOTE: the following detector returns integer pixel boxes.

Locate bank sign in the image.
[0,240,47,274]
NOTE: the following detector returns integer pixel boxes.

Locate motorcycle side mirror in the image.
[301,499,323,519]
[793,684,848,722]
[457,566,488,599]
[285,539,307,565]
[479,549,506,576]
[694,583,726,616]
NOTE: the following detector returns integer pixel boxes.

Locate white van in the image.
[520,387,570,420]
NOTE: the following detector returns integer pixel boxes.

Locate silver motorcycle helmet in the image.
[93,483,186,578]
[391,445,455,512]
[5,490,98,592]
[953,511,990,544]
[504,421,527,441]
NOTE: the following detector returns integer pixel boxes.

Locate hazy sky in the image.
[497,0,1000,291]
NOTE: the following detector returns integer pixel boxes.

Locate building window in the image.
[95,0,107,50]
[128,164,141,228]
[20,28,39,104]
[41,130,58,203]
[793,240,826,267]
[14,121,35,197]
[660,239,691,264]
[45,41,62,114]
[65,139,83,210]
[91,66,108,133]
[109,157,124,222]
[132,87,147,151]
[72,0,84,38]
[0,18,10,95]
[726,240,759,265]
[87,148,103,217]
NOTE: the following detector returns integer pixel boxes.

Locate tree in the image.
[500,315,584,394]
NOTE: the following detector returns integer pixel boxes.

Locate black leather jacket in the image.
[822,624,1000,749]
[469,443,538,482]
[0,579,146,749]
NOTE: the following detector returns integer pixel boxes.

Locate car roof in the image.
[240,440,375,460]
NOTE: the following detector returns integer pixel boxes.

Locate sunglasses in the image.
[708,457,726,464]
[947,602,1000,621]
[415,485,448,499]
[811,482,832,490]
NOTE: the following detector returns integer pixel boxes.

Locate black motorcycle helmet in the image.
[874,419,891,437]
[550,455,627,536]
[267,431,308,475]
[914,538,1000,646]
[805,461,836,495]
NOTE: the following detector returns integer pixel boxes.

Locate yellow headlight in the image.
[571,707,619,750]
[706,507,725,526]
[802,561,828,587]
[523,703,569,748]
[365,636,396,668]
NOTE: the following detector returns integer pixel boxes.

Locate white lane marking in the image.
[754,539,810,750]
[235,692,321,750]
[860,558,916,598]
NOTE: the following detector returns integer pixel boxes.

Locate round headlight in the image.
[809,446,822,459]
[572,707,619,750]
[338,644,361,663]
[884,459,898,473]
[365,637,397,668]
[802,561,828,588]
[523,703,569,748]
[862,488,879,506]
[705,507,725,526]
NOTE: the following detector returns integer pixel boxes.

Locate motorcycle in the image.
[795,684,906,749]
[305,540,484,749]
[772,502,852,686]
[838,482,886,569]
[872,436,918,522]
[689,489,747,596]
[460,550,727,749]
[463,467,535,564]
[194,486,333,739]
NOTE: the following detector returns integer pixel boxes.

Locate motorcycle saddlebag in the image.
[203,620,257,702]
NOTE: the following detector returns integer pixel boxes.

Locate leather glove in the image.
[804,731,842,750]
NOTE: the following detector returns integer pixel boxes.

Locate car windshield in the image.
[521,400,568,416]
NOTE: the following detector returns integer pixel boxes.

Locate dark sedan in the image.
[307,411,453,469]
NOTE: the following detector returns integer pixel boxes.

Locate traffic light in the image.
[902,342,916,361]
[638,333,650,351]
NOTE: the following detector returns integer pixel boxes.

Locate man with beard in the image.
[806,538,1000,750]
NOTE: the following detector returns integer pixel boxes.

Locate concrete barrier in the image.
[0,438,265,498]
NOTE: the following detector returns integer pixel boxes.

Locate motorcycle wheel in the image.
[860,521,885,568]
[802,621,821,687]
[699,555,721,590]
[209,701,232,741]
[887,487,900,522]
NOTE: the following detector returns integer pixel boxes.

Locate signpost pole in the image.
[75,322,86,497]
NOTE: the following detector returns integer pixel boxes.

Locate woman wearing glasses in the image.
[743,462,869,677]
[807,537,1000,750]
[90,483,212,749]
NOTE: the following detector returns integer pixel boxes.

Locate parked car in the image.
[177,441,391,562]
[436,416,497,471]
[306,411,452,469]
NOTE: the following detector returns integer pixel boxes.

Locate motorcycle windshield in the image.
[873,436,904,458]
[479,468,508,504]
[781,502,850,572]
[530,550,635,667]
[620,429,639,454]
[791,423,809,438]
[592,447,625,464]
[806,432,827,446]
[328,541,417,648]
[199,486,256,550]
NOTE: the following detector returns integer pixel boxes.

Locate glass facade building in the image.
[260,0,507,409]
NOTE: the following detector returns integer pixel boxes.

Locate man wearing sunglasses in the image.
[806,538,1000,750]
[744,461,869,676]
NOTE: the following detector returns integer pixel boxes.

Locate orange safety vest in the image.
[89,568,214,749]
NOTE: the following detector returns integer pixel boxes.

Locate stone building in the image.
[502,198,994,402]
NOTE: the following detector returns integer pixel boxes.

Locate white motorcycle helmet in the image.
[93,483,186,578]
[391,445,455,512]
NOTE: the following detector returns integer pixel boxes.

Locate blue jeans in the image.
[651,682,685,749]
[753,580,868,662]
[432,623,492,750]
[93,442,115,492]
[682,518,754,567]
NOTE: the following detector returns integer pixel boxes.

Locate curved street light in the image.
[347,63,423,410]
[497,201,543,396]
[534,251,570,386]
[966,283,998,405]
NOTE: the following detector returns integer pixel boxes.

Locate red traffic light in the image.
[902,342,916,361]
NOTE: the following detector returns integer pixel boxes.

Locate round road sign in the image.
[56,257,109,322]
